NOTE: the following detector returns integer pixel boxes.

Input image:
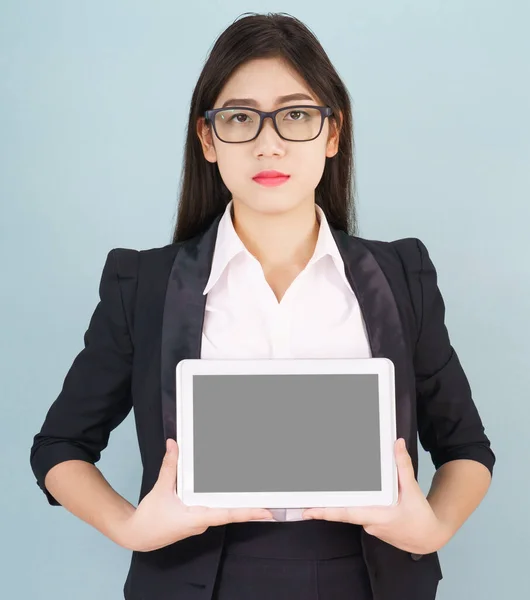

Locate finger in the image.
[167,437,179,459]
[156,438,179,491]
[195,507,274,526]
[395,438,415,495]
[302,506,378,525]
[226,507,276,523]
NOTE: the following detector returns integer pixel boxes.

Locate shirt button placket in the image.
[272,303,291,358]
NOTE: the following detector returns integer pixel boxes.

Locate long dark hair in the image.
[171,12,357,243]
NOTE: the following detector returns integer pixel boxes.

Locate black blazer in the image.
[30,213,495,600]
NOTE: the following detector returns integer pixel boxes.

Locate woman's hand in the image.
[118,439,273,552]
[302,439,452,555]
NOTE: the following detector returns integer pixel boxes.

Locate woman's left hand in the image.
[302,438,453,555]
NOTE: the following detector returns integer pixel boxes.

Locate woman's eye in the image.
[287,111,307,120]
[230,113,250,123]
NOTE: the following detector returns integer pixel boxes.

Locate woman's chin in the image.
[232,195,311,216]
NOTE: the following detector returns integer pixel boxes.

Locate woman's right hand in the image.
[118,438,273,552]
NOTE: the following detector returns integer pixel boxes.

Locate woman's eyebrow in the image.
[220,93,315,108]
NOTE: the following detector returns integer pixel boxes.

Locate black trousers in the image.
[211,521,373,600]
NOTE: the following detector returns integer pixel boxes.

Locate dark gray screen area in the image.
[191,374,382,493]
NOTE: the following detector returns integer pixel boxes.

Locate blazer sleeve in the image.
[30,249,136,505]
[395,238,496,476]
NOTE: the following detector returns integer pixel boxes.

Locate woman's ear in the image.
[326,109,343,158]
[196,117,218,163]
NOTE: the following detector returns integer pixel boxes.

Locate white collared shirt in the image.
[201,200,372,521]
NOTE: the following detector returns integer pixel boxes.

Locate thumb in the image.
[395,438,415,494]
[156,438,179,490]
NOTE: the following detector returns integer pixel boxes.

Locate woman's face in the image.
[197,57,341,217]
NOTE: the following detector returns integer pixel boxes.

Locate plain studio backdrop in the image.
[1,1,528,598]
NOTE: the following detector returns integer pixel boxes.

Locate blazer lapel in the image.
[330,228,414,443]
[160,215,222,441]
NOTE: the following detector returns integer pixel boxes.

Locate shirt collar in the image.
[311,204,354,292]
[203,200,246,295]
[203,200,352,294]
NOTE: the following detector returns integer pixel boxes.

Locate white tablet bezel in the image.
[176,358,397,508]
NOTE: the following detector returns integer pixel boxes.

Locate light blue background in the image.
[2,1,528,598]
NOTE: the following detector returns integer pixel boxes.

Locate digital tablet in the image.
[175,358,398,509]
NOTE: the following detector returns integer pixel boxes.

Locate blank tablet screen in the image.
[192,374,382,493]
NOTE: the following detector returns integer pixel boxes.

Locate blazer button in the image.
[410,553,423,561]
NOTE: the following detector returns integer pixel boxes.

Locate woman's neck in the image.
[231,198,319,271]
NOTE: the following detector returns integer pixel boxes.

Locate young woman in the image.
[30,12,495,600]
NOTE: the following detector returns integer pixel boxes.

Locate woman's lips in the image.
[252,175,290,187]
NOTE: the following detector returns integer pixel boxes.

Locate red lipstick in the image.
[252,170,290,187]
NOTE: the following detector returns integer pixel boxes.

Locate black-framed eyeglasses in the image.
[204,105,333,143]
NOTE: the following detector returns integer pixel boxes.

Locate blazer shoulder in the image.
[110,242,181,276]
[352,236,433,342]
[354,235,425,267]
[112,241,181,259]
[388,237,427,271]
[104,243,181,342]
[347,235,431,285]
